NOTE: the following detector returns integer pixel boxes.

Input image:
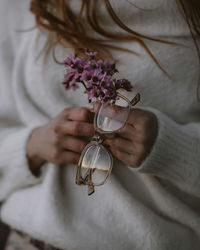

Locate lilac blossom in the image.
[85,49,98,59]
[114,79,132,91]
[62,69,80,90]
[62,50,133,104]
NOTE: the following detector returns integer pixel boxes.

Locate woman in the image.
[0,0,200,249]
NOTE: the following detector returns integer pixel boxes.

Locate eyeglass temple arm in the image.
[83,168,95,182]
[81,168,95,196]
[130,93,140,106]
[87,169,95,196]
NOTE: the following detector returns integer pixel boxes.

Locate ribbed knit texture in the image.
[0,0,200,249]
[0,127,44,201]
[133,106,200,196]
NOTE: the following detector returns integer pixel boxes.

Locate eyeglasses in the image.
[76,93,141,195]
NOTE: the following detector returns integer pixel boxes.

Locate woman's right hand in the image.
[26,107,94,176]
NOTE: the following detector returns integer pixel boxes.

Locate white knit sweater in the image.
[0,0,200,249]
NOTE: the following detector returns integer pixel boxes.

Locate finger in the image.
[107,135,152,153]
[109,147,142,168]
[58,121,94,137]
[61,136,88,153]
[90,102,101,113]
[109,147,132,166]
[117,124,135,139]
[127,109,158,137]
[60,150,80,164]
[61,107,94,122]
[126,108,146,128]
[105,137,134,154]
[118,124,152,142]
[76,136,91,142]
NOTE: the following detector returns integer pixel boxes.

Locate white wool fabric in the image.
[0,0,200,249]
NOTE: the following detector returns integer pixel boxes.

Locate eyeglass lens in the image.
[96,97,130,132]
[81,144,111,185]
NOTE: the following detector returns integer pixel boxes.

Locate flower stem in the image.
[81,81,87,90]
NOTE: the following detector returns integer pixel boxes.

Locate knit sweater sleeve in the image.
[0,126,44,201]
[132,106,200,197]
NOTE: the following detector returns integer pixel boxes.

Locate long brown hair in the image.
[30,0,200,98]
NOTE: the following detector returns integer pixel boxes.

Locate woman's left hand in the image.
[104,108,158,168]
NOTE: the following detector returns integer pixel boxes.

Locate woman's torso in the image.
[0,0,200,249]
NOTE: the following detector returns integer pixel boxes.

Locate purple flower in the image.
[62,69,80,90]
[64,55,76,67]
[64,55,86,73]
[62,49,133,104]
[85,49,98,59]
[80,70,93,82]
[85,85,118,104]
[114,79,132,91]
[101,60,118,76]
[100,75,113,89]
[91,69,104,85]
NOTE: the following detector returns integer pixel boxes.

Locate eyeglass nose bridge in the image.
[92,133,104,144]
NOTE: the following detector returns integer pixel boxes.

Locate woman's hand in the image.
[105,108,158,168]
[27,107,94,176]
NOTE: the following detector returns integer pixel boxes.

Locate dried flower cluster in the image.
[62,50,132,104]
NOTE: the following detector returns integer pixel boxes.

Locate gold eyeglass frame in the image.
[76,93,141,196]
